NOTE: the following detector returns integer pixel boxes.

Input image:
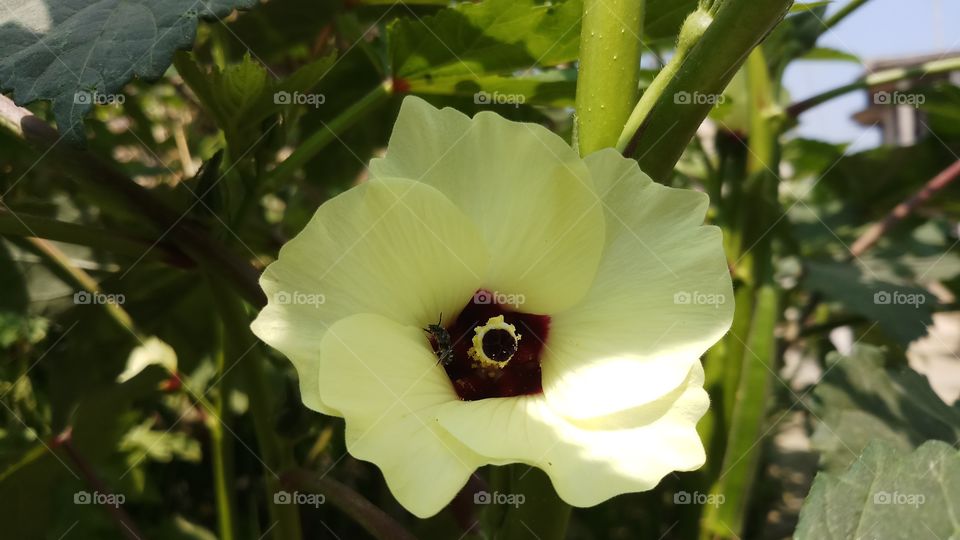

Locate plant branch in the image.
[799,158,960,329]
[617,0,793,180]
[787,55,960,117]
[281,469,418,540]
[849,158,960,257]
[822,0,872,32]
[0,207,188,265]
[211,321,238,540]
[0,94,265,307]
[54,428,145,540]
[16,237,139,335]
[268,80,393,184]
[208,278,303,540]
[575,0,644,155]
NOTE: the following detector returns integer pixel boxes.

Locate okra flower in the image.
[251,97,734,517]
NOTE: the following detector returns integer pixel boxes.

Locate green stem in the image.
[701,286,777,539]
[269,80,393,184]
[616,0,792,180]
[15,237,139,336]
[0,441,48,483]
[487,465,571,540]
[281,469,417,540]
[211,321,238,540]
[787,55,960,116]
[0,208,186,265]
[575,0,644,155]
[208,279,303,540]
[701,48,781,540]
[822,0,872,31]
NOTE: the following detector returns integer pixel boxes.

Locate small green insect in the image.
[424,314,454,366]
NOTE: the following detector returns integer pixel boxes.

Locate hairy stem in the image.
[575,0,644,155]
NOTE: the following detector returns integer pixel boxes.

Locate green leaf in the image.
[175,51,335,151]
[790,1,832,13]
[0,0,256,142]
[796,440,960,540]
[803,260,935,347]
[801,46,861,63]
[389,0,583,80]
[407,69,577,107]
[810,345,960,472]
[120,419,201,464]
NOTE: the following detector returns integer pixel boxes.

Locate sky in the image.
[784,0,960,150]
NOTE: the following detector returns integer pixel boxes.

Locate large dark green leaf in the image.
[810,345,960,472]
[796,440,960,540]
[0,0,255,141]
[803,260,935,347]
[389,0,582,81]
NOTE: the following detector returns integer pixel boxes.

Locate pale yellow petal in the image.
[543,149,734,419]
[437,363,709,506]
[251,178,488,413]
[370,96,605,314]
[318,313,485,517]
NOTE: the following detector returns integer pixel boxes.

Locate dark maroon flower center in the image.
[425,290,550,400]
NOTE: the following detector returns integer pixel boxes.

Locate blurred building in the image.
[854,52,960,146]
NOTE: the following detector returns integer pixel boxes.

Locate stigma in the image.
[468,316,521,368]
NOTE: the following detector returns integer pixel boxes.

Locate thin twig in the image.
[849,159,960,257]
[54,428,146,540]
